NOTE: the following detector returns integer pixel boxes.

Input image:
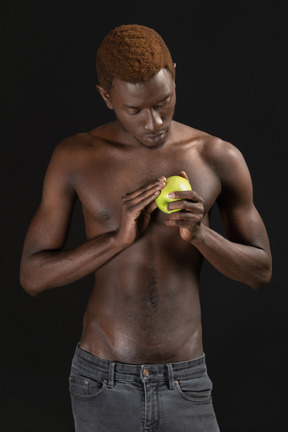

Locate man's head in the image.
[96,24,175,92]
[96,25,176,149]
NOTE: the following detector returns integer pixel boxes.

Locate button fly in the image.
[142,368,150,377]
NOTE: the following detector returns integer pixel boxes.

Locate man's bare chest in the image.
[73,147,221,235]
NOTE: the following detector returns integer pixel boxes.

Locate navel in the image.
[101,211,111,222]
[150,295,159,305]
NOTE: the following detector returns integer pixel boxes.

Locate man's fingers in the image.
[168,190,200,201]
[179,170,189,181]
[128,190,161,215]
[124,177,166,201]
[145,199,158,215]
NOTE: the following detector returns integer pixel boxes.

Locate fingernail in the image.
[168,192,175,198]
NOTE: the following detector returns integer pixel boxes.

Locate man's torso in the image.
[65,120,222,363]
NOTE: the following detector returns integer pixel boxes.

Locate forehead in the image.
[110,68,174,105]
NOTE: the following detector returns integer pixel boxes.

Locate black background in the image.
[1,1,288,431]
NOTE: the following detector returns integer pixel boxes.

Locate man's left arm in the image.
[165,144,272,290]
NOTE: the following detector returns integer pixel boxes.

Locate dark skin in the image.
[20,67,272,364]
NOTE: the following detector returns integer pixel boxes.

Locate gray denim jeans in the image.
[69,344,220,432]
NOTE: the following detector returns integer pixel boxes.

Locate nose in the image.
[143,109,163,132]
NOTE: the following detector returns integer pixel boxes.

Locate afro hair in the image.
[96,24,175,91]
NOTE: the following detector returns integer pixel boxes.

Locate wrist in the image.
[113,229,133,250]
[190,224,205,246]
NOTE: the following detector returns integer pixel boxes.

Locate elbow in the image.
[20,278,39,297]
[20,268,41,297]
[250,261,272,291]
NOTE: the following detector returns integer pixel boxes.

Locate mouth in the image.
[142,131,168,146]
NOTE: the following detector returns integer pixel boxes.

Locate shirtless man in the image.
[20,25,272,432]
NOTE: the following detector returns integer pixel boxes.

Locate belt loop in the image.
[107,362,115,388]
[167,364,175,390]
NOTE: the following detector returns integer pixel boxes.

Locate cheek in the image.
[117,113,140,133]
[167,101,176,118]
[166,108,174,119]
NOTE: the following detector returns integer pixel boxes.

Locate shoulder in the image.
[176,122,252,193]
[173,121,237,158]
[43,131,95,187]
[198,133,253,205]
[53,131,94,159]
[195,130,249,185]
[49,126,108,167]
[188,127,241,164]
[175,122,246,169]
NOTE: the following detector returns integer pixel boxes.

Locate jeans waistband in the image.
[72,344,206,389]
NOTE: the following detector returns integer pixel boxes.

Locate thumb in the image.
[179,170,189,181]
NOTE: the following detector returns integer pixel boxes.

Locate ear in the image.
[173,63,176,80]
[96,85,113,110]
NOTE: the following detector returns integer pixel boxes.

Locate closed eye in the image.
[154,96,171,109]
[125,107,140,116]
[125,94,171,115]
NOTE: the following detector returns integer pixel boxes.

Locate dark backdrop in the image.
[1,1,287,431]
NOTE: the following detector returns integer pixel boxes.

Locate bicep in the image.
[218,199,270,252]
[216,145,270,251]
[22,145,77,257]
[22,199,76,257]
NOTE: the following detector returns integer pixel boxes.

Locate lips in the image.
[143,131,167,145]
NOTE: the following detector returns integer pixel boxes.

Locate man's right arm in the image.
[20,140,165,296]
[20,212,127,297]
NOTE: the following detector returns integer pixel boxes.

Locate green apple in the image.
[156,175,192,214]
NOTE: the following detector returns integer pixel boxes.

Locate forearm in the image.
[20,231,125,296]
[192,225,272,289]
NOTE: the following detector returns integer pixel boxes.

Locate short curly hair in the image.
[96,24,175,91]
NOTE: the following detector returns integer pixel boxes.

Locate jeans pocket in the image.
[175,373,213,404]
[69,374,107,399]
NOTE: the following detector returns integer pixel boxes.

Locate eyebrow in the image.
[123,93,171,109]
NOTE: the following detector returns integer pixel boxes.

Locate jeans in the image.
[69,344,220,431]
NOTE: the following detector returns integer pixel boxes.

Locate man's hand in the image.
[115,176,166,247]
[164,171,205,242]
